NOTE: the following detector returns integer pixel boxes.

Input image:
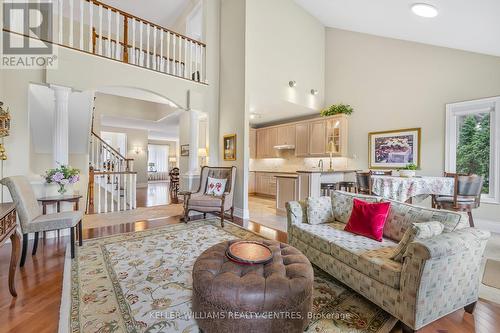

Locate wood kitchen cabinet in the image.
[254,115,348,159]
[249,128,256,159]
[276,125,296,146]
[309,120,327,155]
[248,171,256,194]
[295,123,309,157]
[254,172,277,197]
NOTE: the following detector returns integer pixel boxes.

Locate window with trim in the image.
[446,97,500,203]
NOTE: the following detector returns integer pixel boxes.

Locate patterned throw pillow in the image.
[306,197,334,225]
[391,221,444,262]
[205,177,227,196]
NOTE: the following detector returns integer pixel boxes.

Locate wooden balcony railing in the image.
[3,0,207,83]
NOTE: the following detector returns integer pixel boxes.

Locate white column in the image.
[188,110,200,173]
[51,85,71,166]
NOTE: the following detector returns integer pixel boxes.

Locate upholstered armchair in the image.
[1,176,83,266]
[180,166,236,227]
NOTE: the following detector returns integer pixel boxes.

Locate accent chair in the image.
[180,166,236,227]
[1,176,83,266]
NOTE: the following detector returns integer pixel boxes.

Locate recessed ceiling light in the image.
[249,112,263,120]
[411,3,438,18]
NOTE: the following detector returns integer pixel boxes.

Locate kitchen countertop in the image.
[250,170,297,175]
[274,174,298,179]
[296,170,358,174]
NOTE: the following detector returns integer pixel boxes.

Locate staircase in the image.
[87,131,137,214]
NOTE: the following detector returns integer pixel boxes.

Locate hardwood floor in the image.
[0,215,498,333]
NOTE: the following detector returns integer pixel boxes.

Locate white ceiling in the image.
[295,0,500,57]
[102,0,191,29]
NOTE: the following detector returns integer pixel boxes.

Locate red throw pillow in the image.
[344,199,391,242]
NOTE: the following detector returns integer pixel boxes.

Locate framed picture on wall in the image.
[180,144,189,156]
[223,134,236,161]
[368,128,421,169]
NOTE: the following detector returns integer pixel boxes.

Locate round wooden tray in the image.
[226,241,273,265]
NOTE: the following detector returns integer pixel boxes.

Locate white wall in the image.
[245,0,325,125]
[325,28,500,223]
[219,0,248,217]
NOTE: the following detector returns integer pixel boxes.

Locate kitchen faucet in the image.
[318,159,324,171]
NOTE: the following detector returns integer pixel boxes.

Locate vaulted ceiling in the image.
[295,0,500,56]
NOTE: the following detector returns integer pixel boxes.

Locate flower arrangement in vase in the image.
[44,164,80,195]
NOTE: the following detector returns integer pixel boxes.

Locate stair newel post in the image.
[88,166,95,214]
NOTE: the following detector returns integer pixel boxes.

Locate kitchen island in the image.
[296,170,357,199]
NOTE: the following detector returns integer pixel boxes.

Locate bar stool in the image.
[321,183,337,196]
[337,181,356,193]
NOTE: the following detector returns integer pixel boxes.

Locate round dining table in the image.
[371,175,455,203]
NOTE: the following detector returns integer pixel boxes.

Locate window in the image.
[446,97,500,203]
[148,144,169,172]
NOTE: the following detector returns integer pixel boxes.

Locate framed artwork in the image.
[368,128,421,169]
[223,134,236,161]
[180,144,189,156]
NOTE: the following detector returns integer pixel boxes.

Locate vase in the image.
[58,184,67,195]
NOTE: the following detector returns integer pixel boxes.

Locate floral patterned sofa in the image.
[286,191,490,332]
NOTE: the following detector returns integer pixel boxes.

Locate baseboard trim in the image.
[233,207,249,220]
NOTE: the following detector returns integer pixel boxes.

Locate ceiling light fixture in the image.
[288,80,297,88]
[310,89,319,96]
[249,112,263,120]
[411,3,438,18]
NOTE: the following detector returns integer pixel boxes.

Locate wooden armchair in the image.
[180,166,236,227]
[432,172,483,227]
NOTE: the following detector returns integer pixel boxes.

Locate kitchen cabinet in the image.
[249,128,256,159]
[309,120,327,155]
[254,172,279,197]
[254,115,348,159]
[256,128,278,158]
[295,123,309,157]
[248,171,256,194]
[276,125,296,146]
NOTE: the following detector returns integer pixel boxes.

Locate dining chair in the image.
[180,166,236,227]
[432,172,483,227]
[1,176,83,266]
[355,170,392,194]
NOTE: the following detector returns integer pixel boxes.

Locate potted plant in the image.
[399,163,418,178]
[320,103,354,117]
[44,164,80,195]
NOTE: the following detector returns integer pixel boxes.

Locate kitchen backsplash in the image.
[250,150,350,172]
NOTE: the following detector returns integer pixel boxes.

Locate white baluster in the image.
[139,22,143,66]
[189,40,193,80]
[115,10,120,60]
[172,34,177,75]
[79,0,84,50]
[123,173,127,210]
[111,169,115,212]
[129,174,133,209]
[104,171,108,213]
[133,174,137,209]
[160,31,164,72]
[201,46,205,83]
[97,173,101,214]
[131,19,136,64]
[184,38,188,78]
[195,43,199,81]
[69,0,74,47]
[117,174,121,211]
[107,8,112,57]
[152,26,157,70]
[58,0,63,44]
[146,24,151,68]
[98,5,103,55]
[166,31,171,74]
[88,0,93,52]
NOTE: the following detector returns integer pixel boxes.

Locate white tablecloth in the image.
[371,176,454,202]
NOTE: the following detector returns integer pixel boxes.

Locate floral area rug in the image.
[60,219,397,333]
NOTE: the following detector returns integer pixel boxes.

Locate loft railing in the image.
[90,131,133,172]
[3,0,207,83]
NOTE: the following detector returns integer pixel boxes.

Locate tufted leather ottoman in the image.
[192,240,313,333]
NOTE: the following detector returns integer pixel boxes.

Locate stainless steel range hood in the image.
[273,144,295,150]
